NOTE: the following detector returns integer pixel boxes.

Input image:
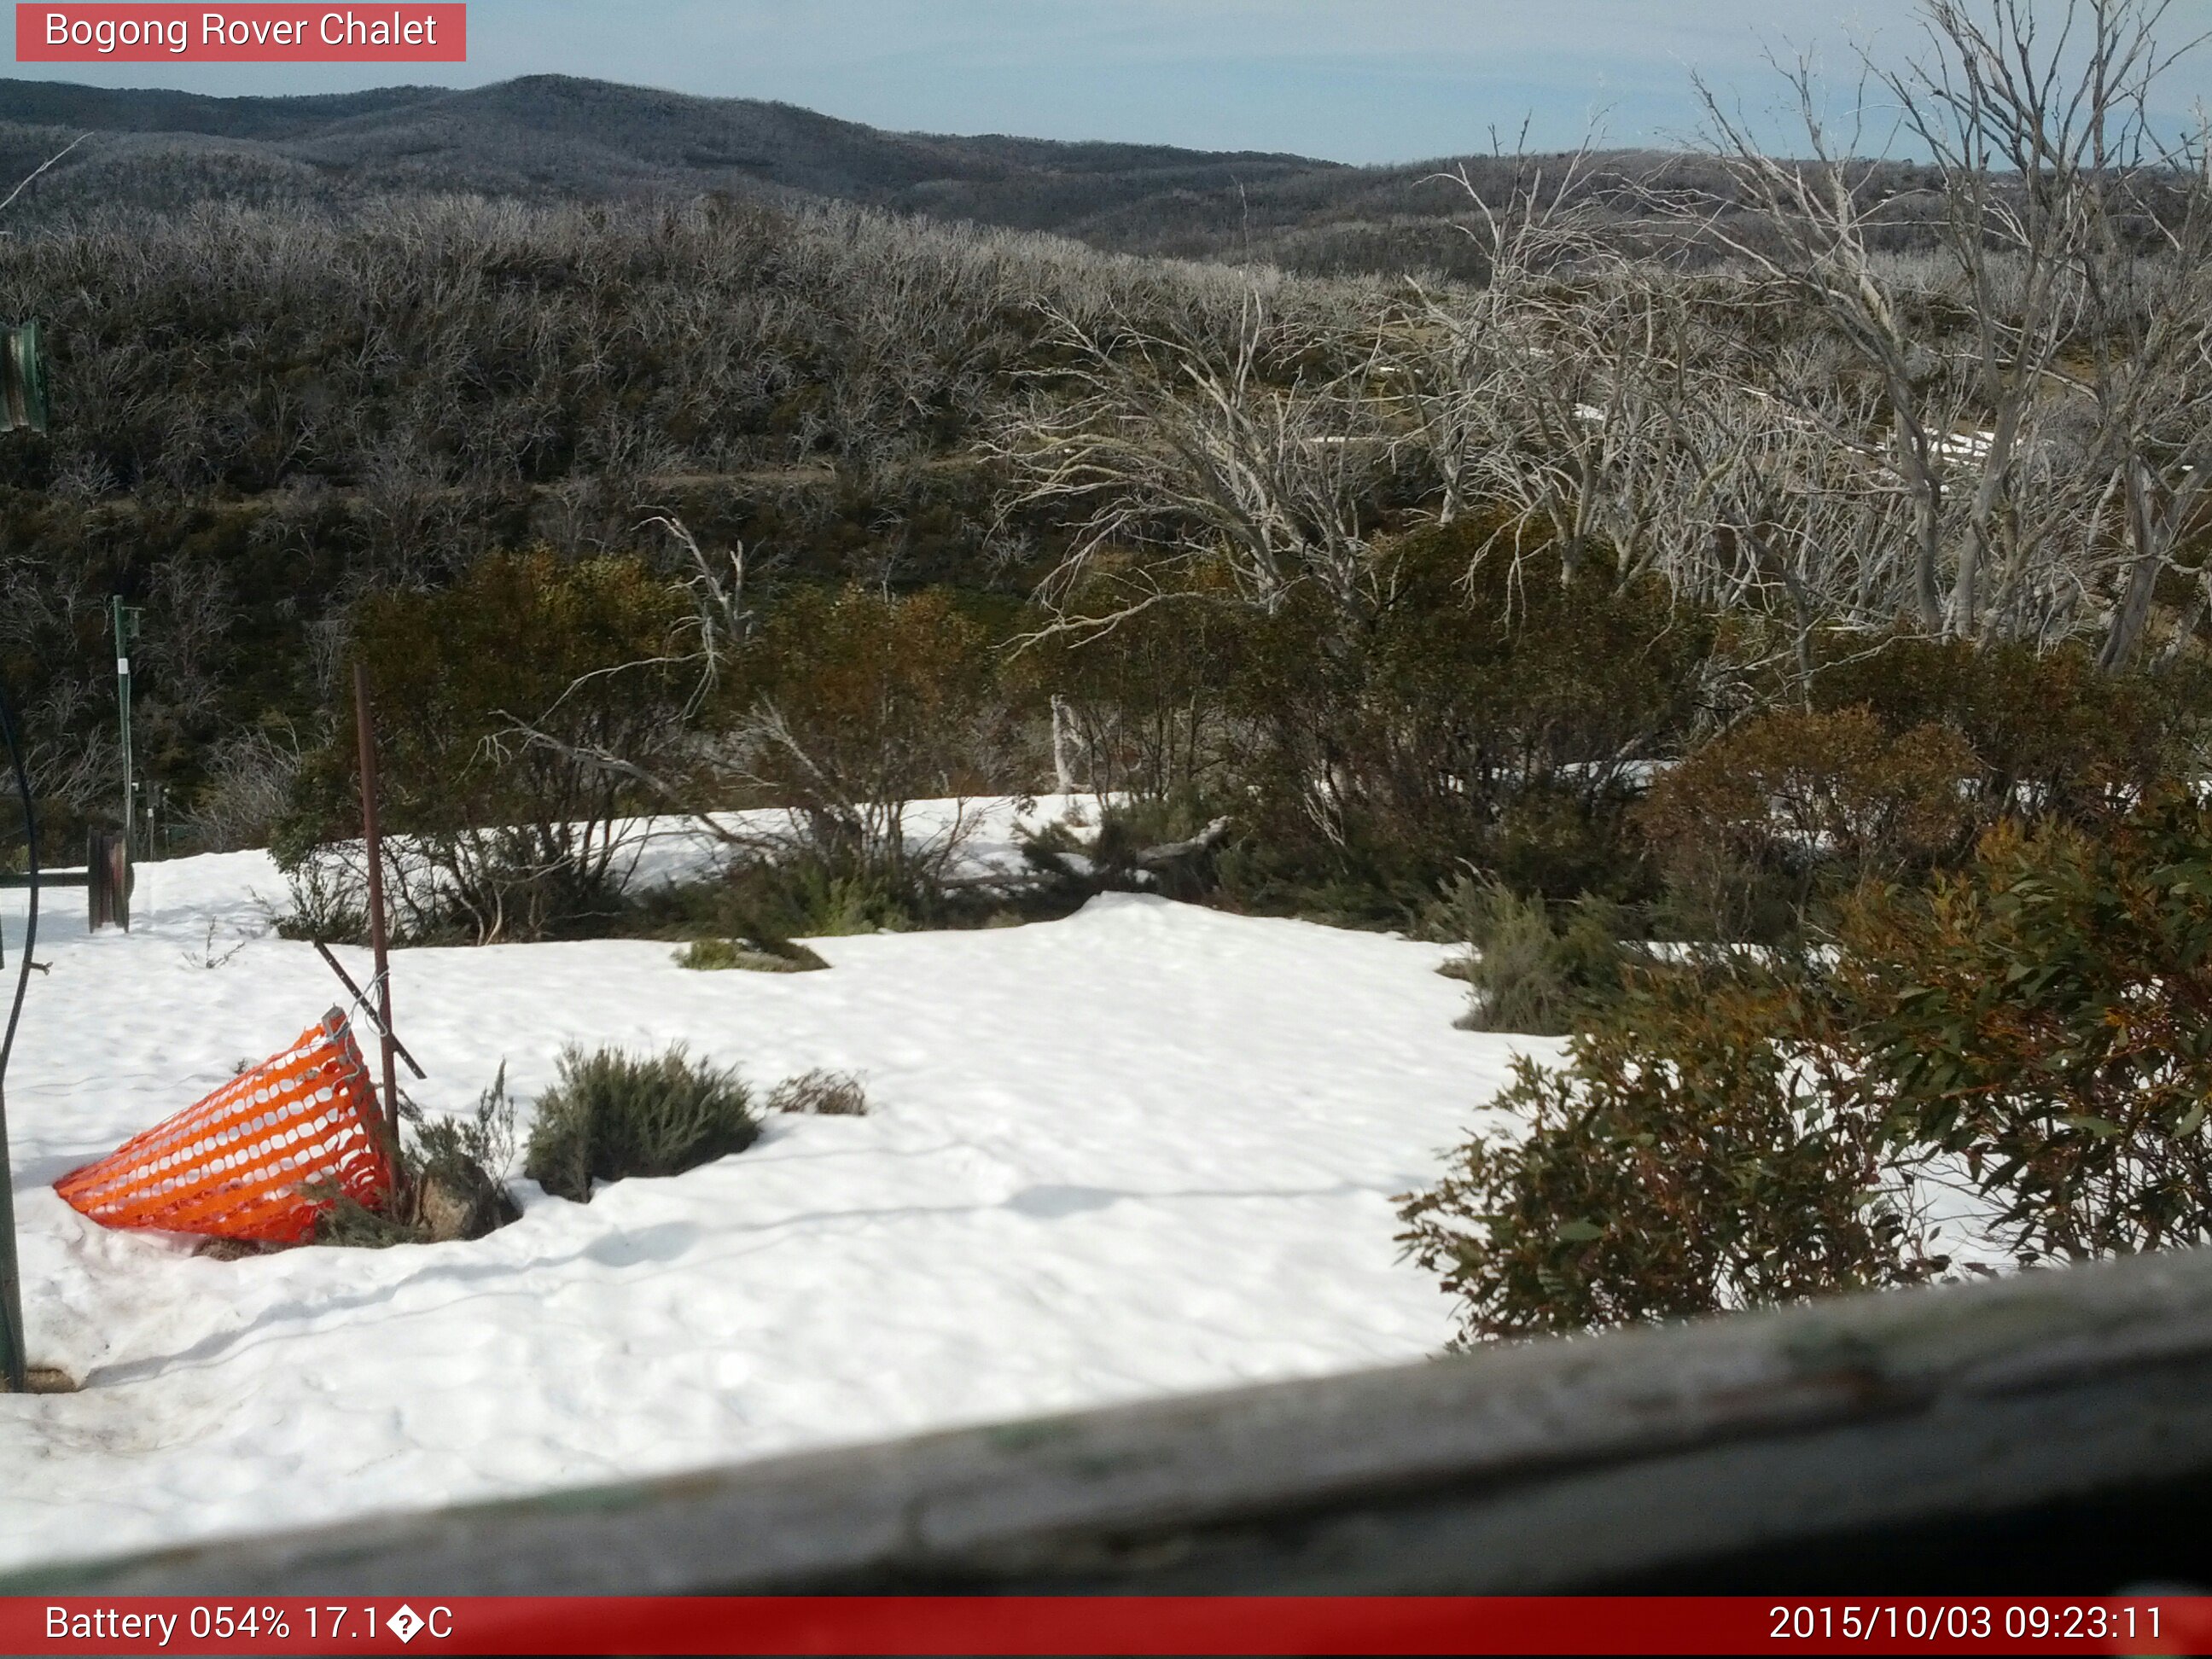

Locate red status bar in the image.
[4,1596,2209,1656]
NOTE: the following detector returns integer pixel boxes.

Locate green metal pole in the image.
[0,322,51,1389]
[0,678,34,1394]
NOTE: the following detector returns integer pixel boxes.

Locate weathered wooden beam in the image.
[0,870,86,888]
[12,1245,2212,1594]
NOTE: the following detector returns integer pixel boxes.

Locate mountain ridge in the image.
[0,73,1678,276]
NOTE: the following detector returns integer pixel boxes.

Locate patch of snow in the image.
[0,813,1534,1571]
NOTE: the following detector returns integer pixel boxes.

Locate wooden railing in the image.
[11,1243,2212,1594]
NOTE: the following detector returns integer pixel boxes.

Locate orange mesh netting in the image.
[55,1009,393,1244]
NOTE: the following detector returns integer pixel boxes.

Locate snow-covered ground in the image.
[0,800,1538,1573]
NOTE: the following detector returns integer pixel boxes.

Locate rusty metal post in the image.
[352,662,399,1149]
[84,830,127,933]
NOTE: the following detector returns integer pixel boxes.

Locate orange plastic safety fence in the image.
[55,1009,393,1244]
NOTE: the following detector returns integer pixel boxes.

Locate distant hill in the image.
[0,73,1588,275]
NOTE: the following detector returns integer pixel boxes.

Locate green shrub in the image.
[415,1062,520,1188]
[674,936,829,972]
[277,551,698,946]
[736,585,1007,899]
[523,1045,760,1203]
[1801,634,2194,821]
[1835,790,2212,1262]
[1437,876,1634,1035]
[1020,793,1237,906]
[1202,521,1705,922]
[1398,964,1944,1344]
[1403,789,2212,1343]
[316,1066,520,1249]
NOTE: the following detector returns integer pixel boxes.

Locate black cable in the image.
[0,671,35,1391]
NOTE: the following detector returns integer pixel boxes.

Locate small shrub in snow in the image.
[674,936,829,973]
[766,1068,869,1116]
[800,869,911,936]
[1441,876,1632,1036]
[523,1044,760,1203]
[316,1066,520,1248]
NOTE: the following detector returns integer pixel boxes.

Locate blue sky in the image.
[9,1,2212,164]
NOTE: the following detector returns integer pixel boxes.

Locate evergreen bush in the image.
[1398,963,1946,1344]
[315,1066,521,1249]
[1636,705,1977,944]
[674,936,829,972]
[523,1045,760,1203]
[1438,876,1634,1035]
[1836,789,2212,1261]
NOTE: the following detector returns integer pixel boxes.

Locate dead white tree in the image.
[1674,0,2209,662]
[1398,149,1698,591]
[989,291,1401,645]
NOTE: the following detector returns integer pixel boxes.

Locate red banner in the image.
[15,4,464,61]
[3,1596,2209,1655]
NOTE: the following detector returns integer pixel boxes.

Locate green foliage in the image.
[1836,792,2212,1261]
[1404,790,2212,1341]
[1799,635,2191,821]
[1217,521,1707,920]
[523,1044,760,1204]
[674,936,829,973]
[315,1067,520,1249]
[1006,570,1245,800]
[415,1062,521,1187]
[1398,964,1945,1344]
[1032,794,1236,905]
[1437,876,1635,1035]
[736,584,1007,905]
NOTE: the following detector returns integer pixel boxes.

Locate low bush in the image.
[316,1067,521,1248]
[1800,633,2196,821]
[767,1068,870,1116]
[276,552,697,946]
[674,936,829,973]
[1434,876,1634,1035]
[1636,706,1977,944]
[1185,522,1706,924]
[635,854,918,944]
[1020,794,1237,906]
[736,585,1010,896]
[1402,789,2212,1343]
[1835,789,2212,1262]
[523,1044,760,1203]
[1397,963,1946,1344]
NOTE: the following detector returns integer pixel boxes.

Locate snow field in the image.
[0,803,1540,1571]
